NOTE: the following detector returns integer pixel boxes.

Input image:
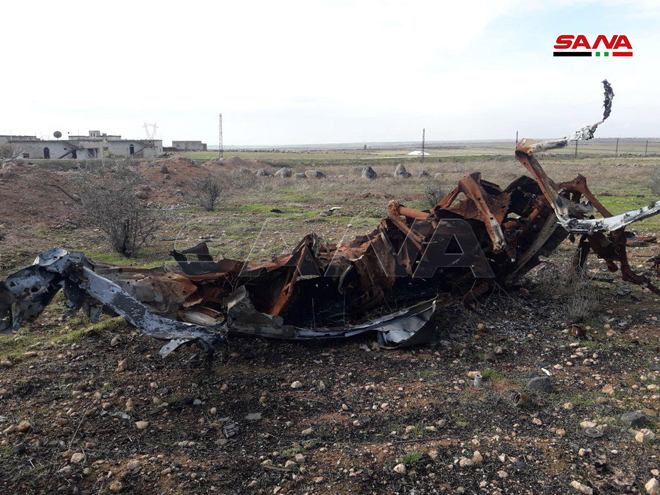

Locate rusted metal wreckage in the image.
[2,81,660,356]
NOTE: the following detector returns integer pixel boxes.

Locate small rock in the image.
[436,419,447,428]
[602,384,615,396]
[291,381,303,389]
[159,165,169,174]
[571,480,593,494]
[245,413,262,421]
[2,425,16,435]
[117,360,127,372]
[70,452,85,464]
[459,457,474,468]
[12,443,26,455]
[305,170,326,179]
[126,460,141,471]
[532,418,543,426]
[109,481,123,493]
[316,380,326,391]
[498,470,508,479]
[556,429,566,437]
[294,173,306,179]
[393,463,406,474]
[646,478,660,495]
[274,167,293,178]
[621,411,648,428]
[135,421,149,430]
[472,451,483,465]
[193,399,202,406]
[255,168,272,177]
[284,460,296,469]
[528,376,554,392]
[301,427,313,436]
[248,480,258,488]
[394,163,411,178]
[361,166,377,180]
[210,407,217,415]
[635,429,656,443]
[580,421,597,429]
[294,453,305,463]
[17,421,31,433]
[135,191,148,200]
[110,336,120,347]
[417,170,431,178]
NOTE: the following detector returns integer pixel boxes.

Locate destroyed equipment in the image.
[2,81,660,355]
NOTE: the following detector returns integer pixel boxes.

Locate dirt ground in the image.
[1,154,660,494]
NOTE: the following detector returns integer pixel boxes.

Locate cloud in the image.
[2,0,659,144]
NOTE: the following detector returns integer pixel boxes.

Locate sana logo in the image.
[553,35,633,57]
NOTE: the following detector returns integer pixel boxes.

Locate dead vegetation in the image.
[191,176,223,212]
[75,161,162,257]
[0,143,24,167]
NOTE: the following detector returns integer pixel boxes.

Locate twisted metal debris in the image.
[2,81,659,356]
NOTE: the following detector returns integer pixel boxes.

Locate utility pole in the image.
[615,137,619,157]
[515,130,518,146]
[575,140,578,158]
[645,140,649,156]
[218,113,224,160]
[421,128,425,163]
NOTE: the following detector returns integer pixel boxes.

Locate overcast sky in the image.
[2,0,659,146]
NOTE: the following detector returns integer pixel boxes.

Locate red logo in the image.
[553,35,632,57]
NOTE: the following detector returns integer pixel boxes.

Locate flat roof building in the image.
[2,131,163,159]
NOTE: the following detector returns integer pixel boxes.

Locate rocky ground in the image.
[2,155,660,494]
[1,242,660,495]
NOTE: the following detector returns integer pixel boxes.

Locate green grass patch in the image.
[397,451,422,468]
[280,447,302,459]
[480,367,502,382]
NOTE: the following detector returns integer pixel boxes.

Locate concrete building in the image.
[0,131,163,159]
[171,140,207,151]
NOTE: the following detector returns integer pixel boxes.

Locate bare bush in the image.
[0,144,24,167]
[651,167,660,197]
[424,184,445,209]
[530,259,600,323]
[75,161,161,257]
[192,176,223,212]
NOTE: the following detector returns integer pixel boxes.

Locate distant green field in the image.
[180,138,660,163]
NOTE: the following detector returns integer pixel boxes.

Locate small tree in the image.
[651,167,660,197]
[192,176,223,212]
[424,184,445,209]
[76,163,161,257]
[0,144,24,167]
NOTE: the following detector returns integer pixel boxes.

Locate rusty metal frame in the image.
[2,79,660,355]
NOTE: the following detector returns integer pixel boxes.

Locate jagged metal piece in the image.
[0,249,226,353]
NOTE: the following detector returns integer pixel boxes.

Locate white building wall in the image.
[7,138,162,159]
